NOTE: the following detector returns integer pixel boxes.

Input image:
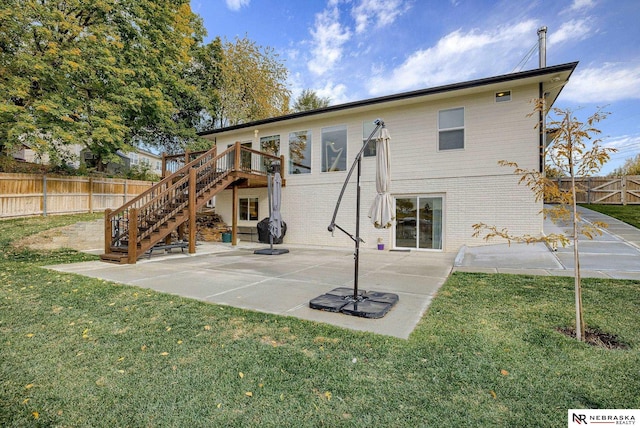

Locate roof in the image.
[199,62,578,137]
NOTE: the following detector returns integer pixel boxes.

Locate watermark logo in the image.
[568,409,639,427]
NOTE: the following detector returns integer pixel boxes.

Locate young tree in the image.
[292,89,331,112]
[472,104,614,342]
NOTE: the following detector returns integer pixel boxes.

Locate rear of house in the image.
[200,63,576,252]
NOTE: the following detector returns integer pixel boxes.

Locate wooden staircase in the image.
[100,142,282,264]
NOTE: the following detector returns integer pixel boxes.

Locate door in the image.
[395,196,442,250]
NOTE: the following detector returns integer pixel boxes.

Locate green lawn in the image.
[581,204,640,229]
[1,215,639,427]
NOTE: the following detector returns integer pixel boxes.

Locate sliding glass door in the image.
[395,196,443,250]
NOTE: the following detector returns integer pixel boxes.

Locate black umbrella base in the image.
[254,248,290,255]
[309,287,399,319]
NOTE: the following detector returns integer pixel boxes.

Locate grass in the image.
[1,214,639,427]
[581,203,640,229]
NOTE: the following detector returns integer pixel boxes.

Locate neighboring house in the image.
[11,144,161,176]
[199,62,577,252]
[125,148,163,176]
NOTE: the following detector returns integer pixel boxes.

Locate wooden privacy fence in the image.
[550,175,640,205]
[0,173,154,218]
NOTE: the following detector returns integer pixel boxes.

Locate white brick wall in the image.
[207,82,544,253]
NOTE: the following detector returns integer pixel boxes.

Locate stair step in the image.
[100,253,129,264]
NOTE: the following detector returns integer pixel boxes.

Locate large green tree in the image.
[0,0,205,169]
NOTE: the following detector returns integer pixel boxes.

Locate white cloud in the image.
[569,0,596,13]
[561,63,640,103]
[604,134,640,152]
[315,81,350,105]
[225,0,250,11]
[351,0,411,34]
[308,4,352,76]
[549,19,592,46]
[368,20,538,95]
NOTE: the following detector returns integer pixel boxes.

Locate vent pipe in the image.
[538,26,547,68]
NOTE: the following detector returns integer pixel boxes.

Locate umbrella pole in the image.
[353,155,362,300]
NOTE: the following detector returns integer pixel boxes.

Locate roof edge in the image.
[198,62,579,136]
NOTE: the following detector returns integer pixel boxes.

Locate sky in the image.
[193,0,640,174]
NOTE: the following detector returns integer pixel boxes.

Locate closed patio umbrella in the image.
[369,127,394,229]
[255,167,288,255]
[269,171,283,239]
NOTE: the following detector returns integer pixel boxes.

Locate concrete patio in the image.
[48,243,455,339]
[47,206,640,339]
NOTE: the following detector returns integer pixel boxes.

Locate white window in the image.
[289,130,311,174]
[362,121,377,157]
[260,135,280,156]
[239,197,259,221]
[438,107,464,151]
[261,135,280,171]
[322,125,347,172]
[495,90,511,102]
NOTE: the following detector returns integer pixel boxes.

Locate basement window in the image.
[495,91,511,102]
[239,197,259,221]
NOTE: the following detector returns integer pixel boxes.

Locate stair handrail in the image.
[104,145,218,252]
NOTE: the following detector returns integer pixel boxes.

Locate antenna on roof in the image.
[538,26,547,68]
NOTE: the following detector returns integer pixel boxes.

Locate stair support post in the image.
[104,209,112,254]
[232,185,238,246]
[128,208,138,264]
[189,168,197,254]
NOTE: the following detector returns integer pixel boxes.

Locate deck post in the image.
[232,185,238,246]
[128,208,138,264]
[104,209,112,254]
[189,168,197,254]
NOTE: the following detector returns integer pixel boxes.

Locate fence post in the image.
[587,177,591,204]
[42,174,47,216]
[88,177,93,213]
[123,179,128,204]
[161,152,166,178]
[622,176,627,205]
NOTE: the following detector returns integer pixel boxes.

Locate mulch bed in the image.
[556,327,630,350]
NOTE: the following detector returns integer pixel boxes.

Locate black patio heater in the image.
[309,119,398,318]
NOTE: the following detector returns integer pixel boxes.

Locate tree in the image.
[214,36,290,128]
[0,0,206,170]
[472,104,614,342]
[292,89,330,112]
[609,153,640,176]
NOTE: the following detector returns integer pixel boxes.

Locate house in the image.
[198,62,577,252]
[11,143,162,176]
[125,148,163,176]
